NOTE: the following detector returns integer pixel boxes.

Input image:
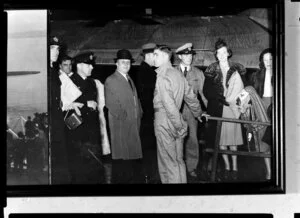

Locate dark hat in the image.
[74,52,95,65]
[141,43,156,54]
[114,49,135,62]
[176,43,196,55]
[50,36,61,46]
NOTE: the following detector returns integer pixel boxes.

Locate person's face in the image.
[78,63,93,77]
[263,52,272,70]
[116,59,131,74]
[179,53,193,66]
[153,49,168,68]
[50,45,60,63]
[216,46,229,63]
[59,60,72,74]
[145,52,155,66]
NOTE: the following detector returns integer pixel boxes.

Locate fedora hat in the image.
[114,49,135,63]
[141,43,156,54]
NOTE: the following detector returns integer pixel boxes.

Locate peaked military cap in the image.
[175,43,196,55]
[50,36,61,46]
[74,52,95,65]
[141,43,156,54]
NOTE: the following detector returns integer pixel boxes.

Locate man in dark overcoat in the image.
[136,43,159,183]
[104,49,144,183]
[49,36,71,184]
[65,52,102,184]
[136,43,157,149]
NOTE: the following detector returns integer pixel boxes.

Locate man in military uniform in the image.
[175,43,207,179]
[153,44,204,183]
[65,52,102,184]
[49,36,71,184]
[136,43,159,183]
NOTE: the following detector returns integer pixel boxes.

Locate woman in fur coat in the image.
[203,38,245,181]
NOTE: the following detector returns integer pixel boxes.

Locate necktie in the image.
[126,74,134,91]
[184,67,188,77]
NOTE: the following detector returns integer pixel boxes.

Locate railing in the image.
[204,116,271,182]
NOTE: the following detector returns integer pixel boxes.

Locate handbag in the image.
[64,110,83,130]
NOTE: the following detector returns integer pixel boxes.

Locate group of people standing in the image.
[49,34,273,184]
[7,114,48,174]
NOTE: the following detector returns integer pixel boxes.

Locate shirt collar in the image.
[59,69,73,77]
[180,64,190,72]
[117,70,129,80]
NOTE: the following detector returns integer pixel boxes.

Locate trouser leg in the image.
[130,158,144,183]
[175,137,187,183]
[155,137,167,183]
[51,140,71,184]
[66,139,80,184]
[185,116,199,174]
[155,127,185,184]
[140,122,156,180]
[102,154,112,184]
[112,159,132,184]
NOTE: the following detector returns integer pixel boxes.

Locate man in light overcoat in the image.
[104,49,144,183]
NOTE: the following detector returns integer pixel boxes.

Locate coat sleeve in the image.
[94,79,111,155]
[104,78,127,120]
[225,71,244,119]
[203,64,220,100]
[95,79,105,110]
[183,77,202,118]
[197,69,208,108]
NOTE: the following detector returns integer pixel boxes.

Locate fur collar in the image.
[205,61,246,88]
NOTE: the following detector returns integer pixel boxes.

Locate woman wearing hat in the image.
[203,38,245,181]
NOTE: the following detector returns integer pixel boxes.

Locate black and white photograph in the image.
[5,0,300,217]
[5,1,285,196]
